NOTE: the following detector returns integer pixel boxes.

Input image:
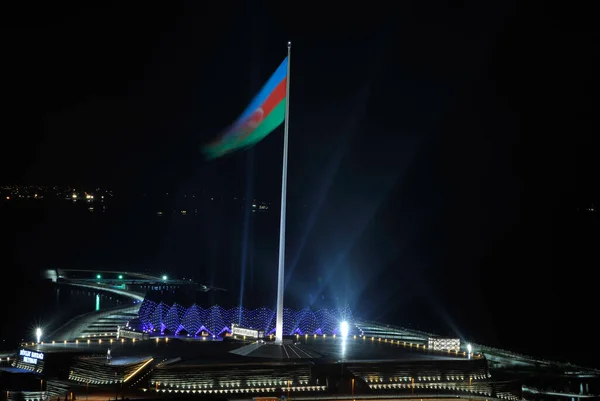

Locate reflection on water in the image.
[0,280,131,348]
[45,285,127,338]
[55,286,123,315]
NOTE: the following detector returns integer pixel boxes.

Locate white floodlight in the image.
[340,321,349,338]
[36,328,42,344]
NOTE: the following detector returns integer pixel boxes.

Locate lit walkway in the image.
[49,304,140,341]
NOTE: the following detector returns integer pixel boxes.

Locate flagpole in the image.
[275,41,291,345]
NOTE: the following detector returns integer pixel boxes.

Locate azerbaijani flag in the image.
[203,57,288,159]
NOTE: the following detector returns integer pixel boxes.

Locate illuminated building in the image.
[138,301,354,337]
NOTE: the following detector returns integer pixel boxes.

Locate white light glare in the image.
[467,343,472,353]
[340,321,349,338]
[36,328,42,343]
[162,275,167,280]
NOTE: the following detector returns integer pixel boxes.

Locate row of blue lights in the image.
[138,301,354,337]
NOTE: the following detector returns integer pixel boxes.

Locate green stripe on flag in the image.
[205,100,286,159]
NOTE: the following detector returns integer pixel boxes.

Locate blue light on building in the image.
[137,300,354,337]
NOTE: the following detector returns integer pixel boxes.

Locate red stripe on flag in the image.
[232,77,286,141]
[260,77,287,117]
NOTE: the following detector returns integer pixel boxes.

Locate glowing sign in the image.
[20,349,44,365]
[231,324,264,339]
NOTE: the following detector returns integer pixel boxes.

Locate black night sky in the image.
[3,2,598,366]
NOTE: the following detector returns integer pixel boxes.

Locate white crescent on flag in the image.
[246,107,264,129]
[232,108,264,144]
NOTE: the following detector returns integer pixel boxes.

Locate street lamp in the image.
[36,328,42,344]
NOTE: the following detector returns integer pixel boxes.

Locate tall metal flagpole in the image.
[275,41,291,345]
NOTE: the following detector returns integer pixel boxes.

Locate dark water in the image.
[3,197,283,301]
[0,279,128,349]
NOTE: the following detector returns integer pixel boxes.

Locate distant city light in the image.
[340,321,349,338]
[118,275,123,279]
[162,275,168,280]
[36,328,42,344]
[96,274,102,279]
